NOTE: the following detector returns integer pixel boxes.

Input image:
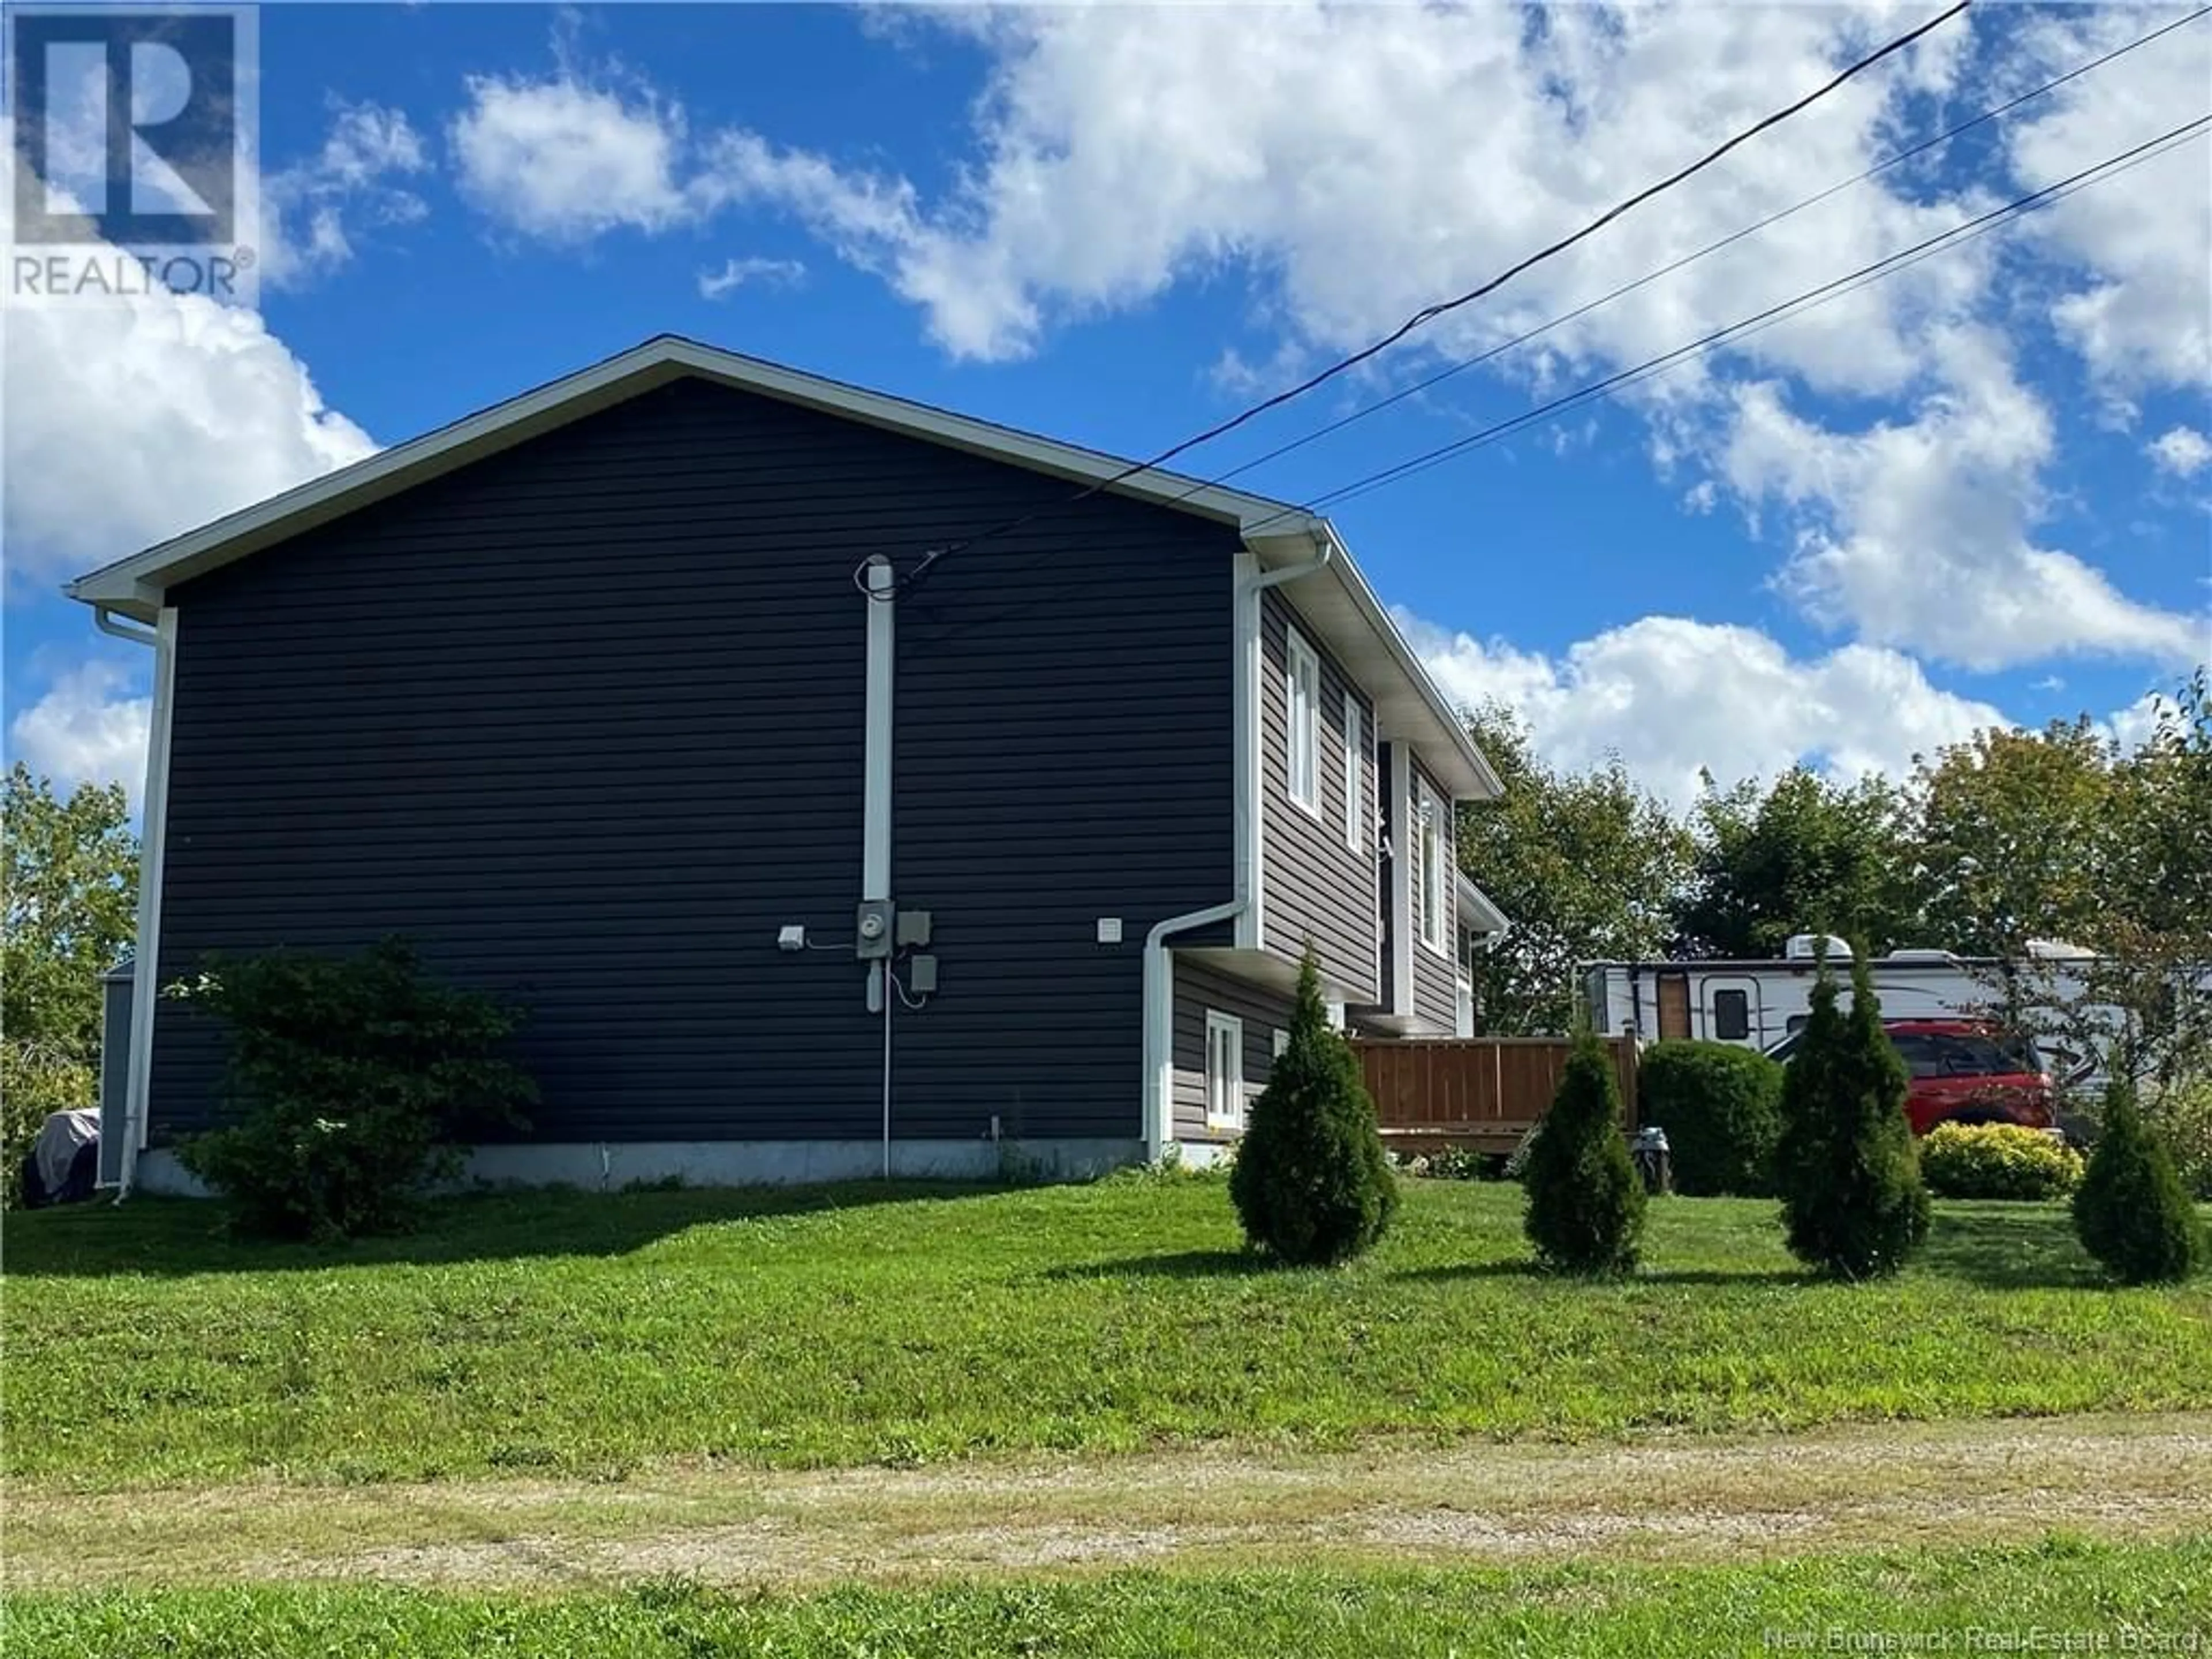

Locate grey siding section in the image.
[1257,588,1380,999]
[151,376,1239,1147]
[1409,757,1460,1033]
[98,969,132,1186]
[1170,957,1293,1143]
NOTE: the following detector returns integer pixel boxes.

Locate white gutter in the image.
[1141,539,1332,1162]
[93,605,158,647]
[118,607,180,1199]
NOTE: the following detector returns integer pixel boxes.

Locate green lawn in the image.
[5,1177,2208,1490]
[10,1540,2209,1658]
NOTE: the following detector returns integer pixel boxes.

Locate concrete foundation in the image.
[129,1137,1148,1197]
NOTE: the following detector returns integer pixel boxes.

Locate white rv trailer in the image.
[1578,935,2108,1078]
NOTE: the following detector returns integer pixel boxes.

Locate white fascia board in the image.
[67,336,1302,619]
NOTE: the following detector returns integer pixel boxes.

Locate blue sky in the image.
[6,2,2209,809]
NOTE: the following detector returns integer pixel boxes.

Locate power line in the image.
[874,0,1972,598]
[1268,116,2210,521]
[910,115,2206,648]
[1202,5,2210,493]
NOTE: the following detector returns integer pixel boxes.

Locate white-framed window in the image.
[1416,778,1447,953]
[1286,628,1320,814]
[1342,694,1363,853]
[1205,1010,1245,1130]
[1272,1027,1290,1058]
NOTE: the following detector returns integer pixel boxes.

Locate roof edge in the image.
[68,335,1305,613]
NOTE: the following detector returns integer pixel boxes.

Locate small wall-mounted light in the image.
[777,925,808,953]
[1096,917,1123,945]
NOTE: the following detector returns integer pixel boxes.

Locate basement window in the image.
[1205,1011,1245,1130]
[1287,628,1320,813]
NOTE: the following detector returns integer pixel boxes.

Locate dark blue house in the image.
[71,338,1502,1191]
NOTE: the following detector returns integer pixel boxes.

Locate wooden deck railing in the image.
[1350,1035,1639,1153]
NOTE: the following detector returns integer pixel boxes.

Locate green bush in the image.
[1229,950,1397,1266]
[173,937,537,1240]
[1521,1027,1645,1275]
[1920,1122,2082,1201]
[1775,952,1930,1281]
[2141,1076,2212,1203]
[1636,1040,1785,1196]
[2073,1080,2203,1285]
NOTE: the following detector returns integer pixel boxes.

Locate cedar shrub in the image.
[1521,1025,1645,1275]
[1229,950,1397,1266]
[2073,1078,2203,1285]
[1775,950,1930,1280]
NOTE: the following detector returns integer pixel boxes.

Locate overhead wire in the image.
[866,0,1973,599]
[906,112,2208,646]
[1270,115,2211,521]
[1197,5,2210,494]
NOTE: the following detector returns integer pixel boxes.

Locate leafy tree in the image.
[2,764,138,1202]
[1229,950,1397,1266]
[1456,706,1692,1033]
[1933,677,2212,1110]
[1775,951,1930,1280]
[2088,674,2212,1098]
[1521,1027,1645,1274]
[2072,1078,2202,1285]
[1908,718,2114,958]
[1680,768,1916,958]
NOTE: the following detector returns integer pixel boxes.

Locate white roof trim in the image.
[1457,873,1510,936]
[65,334,1499,797]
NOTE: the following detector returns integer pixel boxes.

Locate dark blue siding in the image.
[150,376,1237,1146]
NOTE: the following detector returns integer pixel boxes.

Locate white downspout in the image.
[118,607,179,1200]
[863,557,895,1177]
[1141,537,1332,1163]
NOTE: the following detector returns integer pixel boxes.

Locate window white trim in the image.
[1272,1027,1290,1058]
[1341,693,1363,853]
[1285,627,1320,816]
[1416,777,1448,956]
[1205,1011,1246,1130]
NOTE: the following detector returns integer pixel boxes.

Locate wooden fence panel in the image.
[1350,1036,1638,1153]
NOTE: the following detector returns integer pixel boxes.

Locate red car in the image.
[1767,1017,2056,1137]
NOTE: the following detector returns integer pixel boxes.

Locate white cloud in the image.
[696,254,806,300]
[8,661,151,804]
[2,294,376,588]
[1724,328,2205,669]
[1395,607,2008,811]
[450,72,695,241]
[453,7,1988,388]
[2004,6,2212,396]
[263,100,430,288]
[2106,689,2168,753]
[2148,425,2212,478]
